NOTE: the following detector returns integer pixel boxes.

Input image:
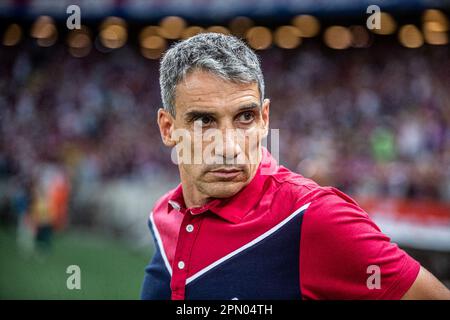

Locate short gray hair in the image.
[159,32,265,116]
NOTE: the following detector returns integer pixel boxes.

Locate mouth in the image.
[207,167,244,179]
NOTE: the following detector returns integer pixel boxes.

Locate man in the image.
[141,33,450,300]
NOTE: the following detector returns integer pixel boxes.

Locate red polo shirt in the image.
[141,147,420,300]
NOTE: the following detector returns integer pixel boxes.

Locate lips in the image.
[210,167,242,173]
[208,167,243,179]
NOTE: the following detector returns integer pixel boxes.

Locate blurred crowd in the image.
[260,44,450,201]
[1,39,450,231]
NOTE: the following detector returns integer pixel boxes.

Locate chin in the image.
[201,181,247,199]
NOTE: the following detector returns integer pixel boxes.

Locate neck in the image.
[178,170,210,209]
[183,184,210,208]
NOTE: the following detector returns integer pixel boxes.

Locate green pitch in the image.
[0,227,152,299]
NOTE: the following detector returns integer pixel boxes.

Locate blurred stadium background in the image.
[0,0,450,299]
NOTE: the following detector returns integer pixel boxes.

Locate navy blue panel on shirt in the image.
[140,220,171,300]
[141,207,307,300]
[185,209,305,300]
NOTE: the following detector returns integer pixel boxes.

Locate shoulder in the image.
[295,184,421,299]
[267,165,358,216]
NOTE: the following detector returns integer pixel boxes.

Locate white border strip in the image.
[149,211,173,276]
[372,215,450,251]
[186,202,311,284]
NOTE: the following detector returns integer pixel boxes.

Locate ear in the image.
[261,98,270,138]
[157,108,176,147]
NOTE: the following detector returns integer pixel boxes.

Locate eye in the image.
[237,111,255,124]
[194,115,214,126]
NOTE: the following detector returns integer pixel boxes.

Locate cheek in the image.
[182,165,208,185]
[242,127,263,153]
[190,129,202,148]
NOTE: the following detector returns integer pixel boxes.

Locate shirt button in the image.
[186,224,194,233]
[178,261,185,270]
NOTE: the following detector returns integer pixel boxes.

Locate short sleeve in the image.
[299,189,420,300]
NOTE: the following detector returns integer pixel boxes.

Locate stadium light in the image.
[370,12,397,35]
[140,26,162,41]
[181,26,205,39]
[3,23,22,46]
[324,26,352,49]
[99,17,127,49]
[422,9,448,45]
[246,26,272,50]
[274,25,301,49]
[67,26,92,58]
[159,16,186,40]
[139,25,168,59]
[100,25,127,49]
[140,29,167,60]
[229,16,254,38]
[398,24,424,48]
[141,35,166,50]
[422,9,449,32]
[291,15,320,38]
[31,16,58,47]
[423,28,448,45]
[206,26,230,35]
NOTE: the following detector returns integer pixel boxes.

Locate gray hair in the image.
[159,32,265,116]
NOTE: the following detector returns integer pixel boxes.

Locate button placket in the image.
[170,211,200,300]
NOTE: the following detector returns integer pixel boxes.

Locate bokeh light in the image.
[140,29,167,60]
[324,26,352,49]
[31,16,58,47]
[422,9,448,45]
[67,26,92,58]
[274,25,301,49]
[181,26,205,39]
[291,15,320,38]
[206,26,230,35]
[99,17,127,49]
[399,24,424,48]
[229,16,254,37]
[3,24,22,46]
[370,12,397,35]
[246,26,272,50]
[159,16,186,39]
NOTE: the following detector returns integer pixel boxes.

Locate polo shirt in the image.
[140,147,420,300]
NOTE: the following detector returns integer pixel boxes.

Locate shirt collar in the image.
[167,147,279,224]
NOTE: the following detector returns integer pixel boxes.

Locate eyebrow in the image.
[183,102,260,121]
[236,102,260,112]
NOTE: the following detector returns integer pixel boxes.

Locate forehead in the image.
[174,70,260,114]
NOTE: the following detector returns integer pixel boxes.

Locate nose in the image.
[215,128,243,164]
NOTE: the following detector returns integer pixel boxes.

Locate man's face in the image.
[158,70,270,205]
